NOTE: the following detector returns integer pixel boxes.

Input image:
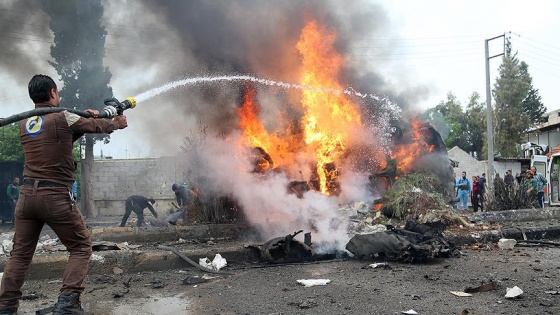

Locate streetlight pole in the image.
[485,33,506,181]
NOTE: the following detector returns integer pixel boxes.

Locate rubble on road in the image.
[199,253,227,271]
[345,220,459,263]
[505,286,523,299]
[296,279,331,287]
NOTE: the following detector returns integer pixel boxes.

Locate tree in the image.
[0,123,23,161]
[522,87,546,127]
[425,92,471,151]
[465,92,486,159]
[493,48,532,157]
[42,0,113,218]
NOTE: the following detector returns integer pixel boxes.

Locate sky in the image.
[1,0,560,159]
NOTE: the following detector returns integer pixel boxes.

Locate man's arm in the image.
[146,203,158,218]
[64,111,127,134]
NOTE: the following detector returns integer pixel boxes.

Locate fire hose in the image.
[0,96,136,128]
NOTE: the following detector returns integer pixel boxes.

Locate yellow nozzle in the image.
[125,97,137,109]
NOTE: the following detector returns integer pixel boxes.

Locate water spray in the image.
[0,96,136,128]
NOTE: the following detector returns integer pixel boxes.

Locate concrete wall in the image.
[90,157,186,216]
[447,146,486,181]
[527,130,560,149]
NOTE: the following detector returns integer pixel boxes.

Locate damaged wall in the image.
[91,157,183,216]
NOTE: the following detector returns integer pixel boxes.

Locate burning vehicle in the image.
[174,18,456,257]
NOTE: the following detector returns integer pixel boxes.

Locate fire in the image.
[237,86,297,170]
[390,119,432,173]
[296,21,362,194]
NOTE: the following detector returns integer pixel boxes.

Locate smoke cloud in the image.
[0,1,451,250]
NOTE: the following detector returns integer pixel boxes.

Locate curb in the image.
[466,207,560,223]
[447,224,560,246]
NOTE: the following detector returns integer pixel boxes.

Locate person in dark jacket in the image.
[120,195,159,227]
[172,183,191,207]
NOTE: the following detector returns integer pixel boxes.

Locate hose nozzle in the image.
[100,97,137,118]
[122,97,137,110]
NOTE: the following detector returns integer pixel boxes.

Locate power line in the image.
[350,40,482,49]
[347,51,480,61]
[349,47,481,57]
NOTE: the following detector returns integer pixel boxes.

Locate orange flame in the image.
[390,119,431,173]
[237,87,297,169]
[296,21,362,194]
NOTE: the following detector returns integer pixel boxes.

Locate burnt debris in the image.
[345,220,459,263]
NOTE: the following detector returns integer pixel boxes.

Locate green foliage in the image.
[425,92,469,150]
[424,92,486,159]
[485,177,535,211]
[0,123,23,161]
[493,49,533,157]
[522,88,546,127]
[465,92,487,159]
[381,172,449,220]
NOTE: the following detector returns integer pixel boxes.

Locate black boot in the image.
[53,293,84,315]
[0,306,17,315]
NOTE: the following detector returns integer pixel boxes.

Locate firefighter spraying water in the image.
[0,96,136,128]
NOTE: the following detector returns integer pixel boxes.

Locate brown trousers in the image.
[0,184,92,308]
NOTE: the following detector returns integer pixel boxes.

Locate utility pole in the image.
[485,33,506,181]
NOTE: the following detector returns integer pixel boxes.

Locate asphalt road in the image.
[12,244,560,315]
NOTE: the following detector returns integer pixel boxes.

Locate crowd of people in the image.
[456,166,547,212]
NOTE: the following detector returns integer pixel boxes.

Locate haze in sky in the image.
[1,0,559,159]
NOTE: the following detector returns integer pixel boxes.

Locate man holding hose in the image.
[0,74,128,315]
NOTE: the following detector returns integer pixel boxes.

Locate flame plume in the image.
[390,119,435,173]
[237,86,298,170]
[296,21,362,194]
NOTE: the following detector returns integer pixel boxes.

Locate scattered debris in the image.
[182,276,207,285]
[21,291,46,300]
[260,230,313,263]
[346,220,458,263]
[93,275,117,285]
[450,291,472,297]
[497,239,517,250]
[464,282,498,293]
[0,232,14,255]
[505,286,523,299]
[199,254,227,271]
[296,279,331,287]
[401,310,418,315]
[150,280,165,289]
[289,298,318,309]
[157,245,232,275]
[112,289,129,298]
[368,262,391,269]
[113,267,124,275]
[92,241,140,251]
[35,306,55,315]
[517,240,560,247]
[90,253,105,263]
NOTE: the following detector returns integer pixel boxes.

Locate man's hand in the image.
[114,115,128,129]
[85,109,99,118]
